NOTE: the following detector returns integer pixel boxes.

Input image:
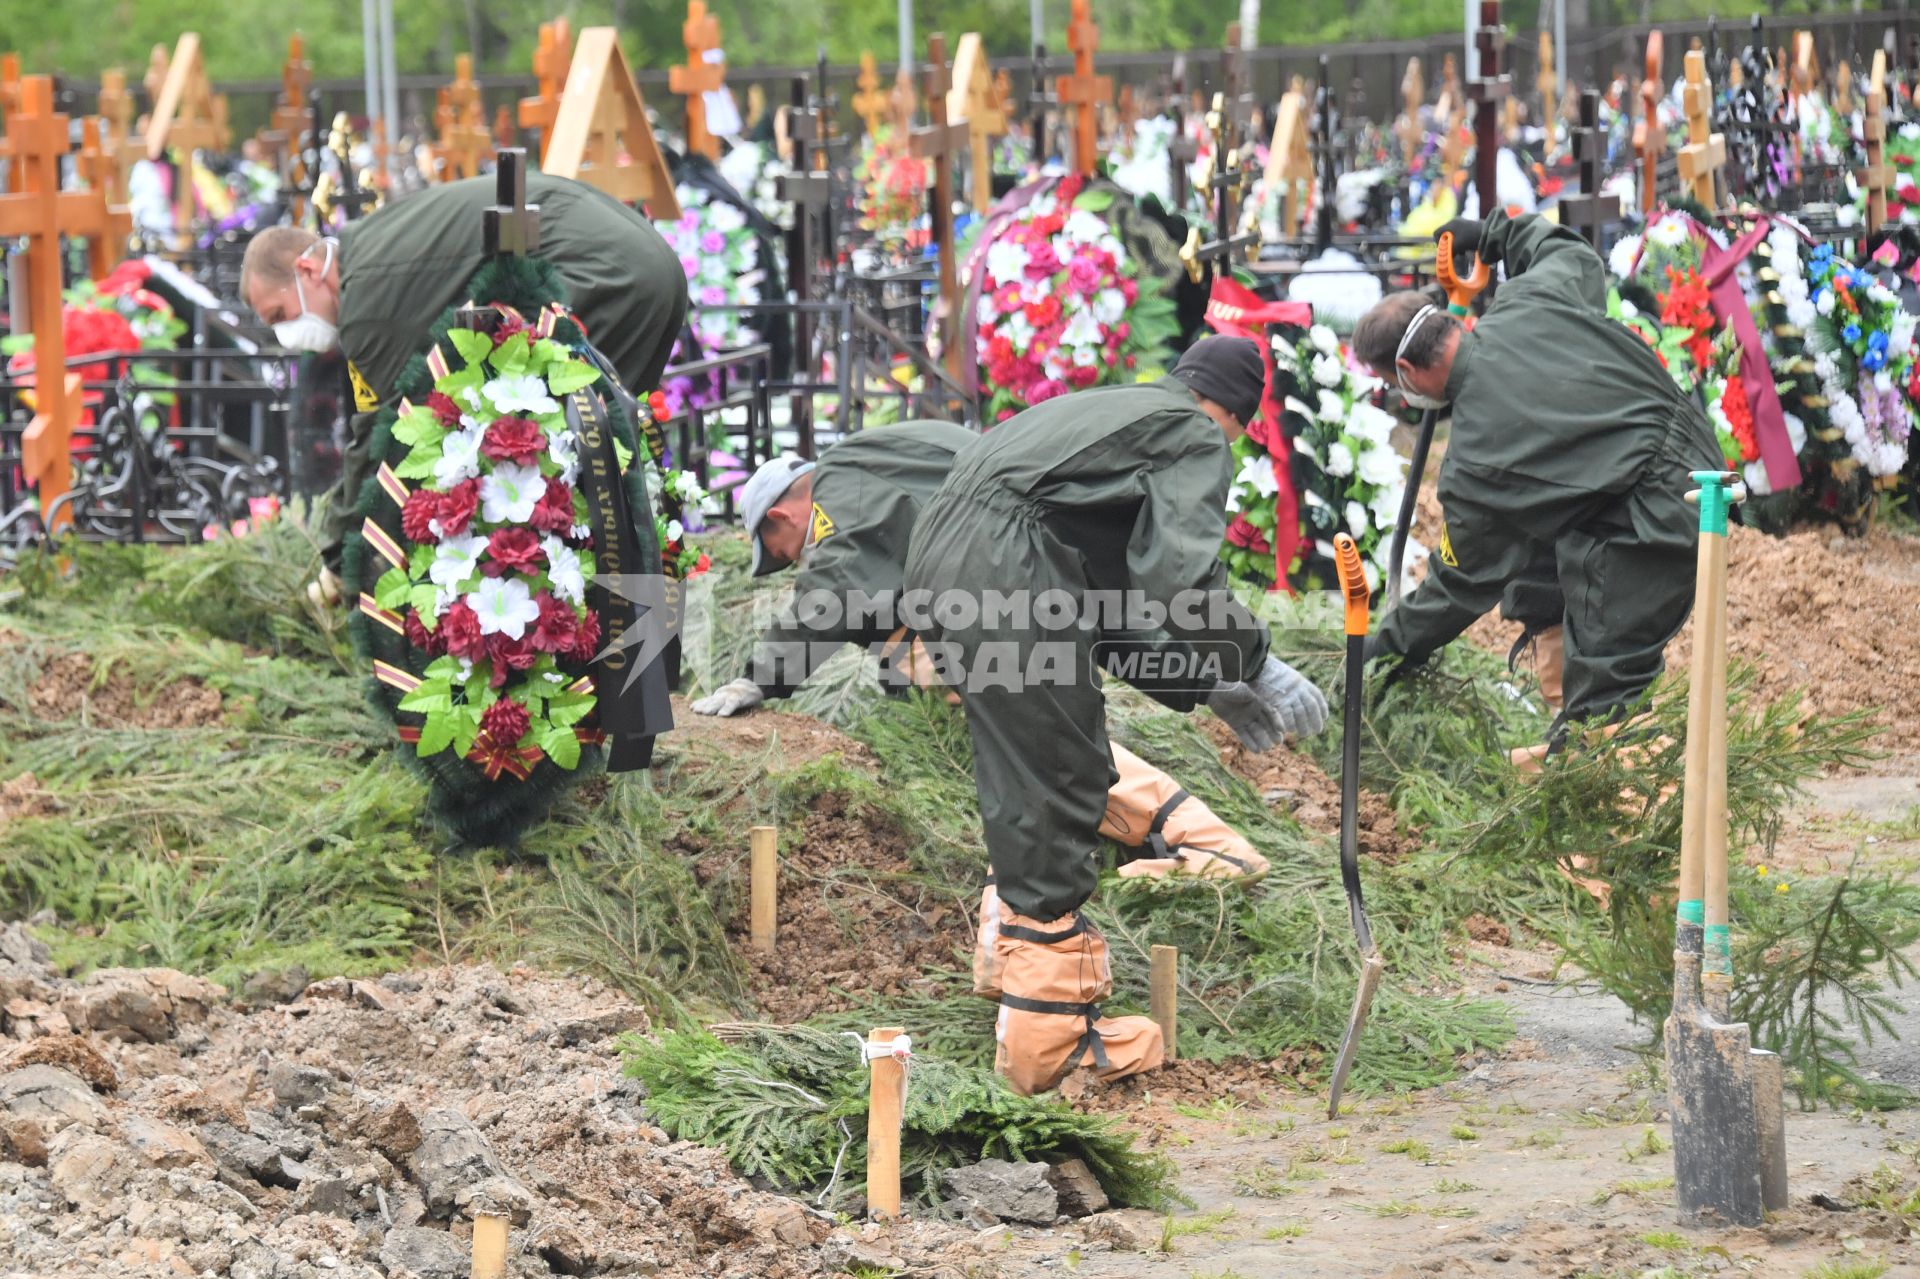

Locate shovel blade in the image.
[1325,952,1384,1119]
[1751,1049,1789,1213]
[1664,1010,1766,1226]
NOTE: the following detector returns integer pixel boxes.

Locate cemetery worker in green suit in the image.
[239,173,689,588]
[901,337,1329,1096]
[1349,210,1723,740]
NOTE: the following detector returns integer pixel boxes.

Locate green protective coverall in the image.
[902,381,1272,923]
[324,173,688,552]
[746,419,980,698]
[1375,210,1724,724]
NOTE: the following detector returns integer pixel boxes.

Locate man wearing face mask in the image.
[240,174,687,578]
[1350,211,1722,738]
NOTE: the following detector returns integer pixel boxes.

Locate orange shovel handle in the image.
[1436,231,1490,316]
[1333,533,1371,637]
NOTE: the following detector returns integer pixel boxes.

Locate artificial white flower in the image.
[1362,559,1381,593]
[1608,234,1644,280]
[544,424,580,486]
[1816,290,1836,317]
[1309,325,1341,356]
[1027,193,1059,218]
[1061,308,1105,350]
[1893,310,1918,357]
[481,461,544,524]
[1355,441,1404,487]
[666,519,685,543]
[429,533,488,591]
[1097,234,1127,264]
[1345,499,1369,537]
[1368,481,1406,528]
[434,424,485,489]
[707,201,747,233]
[1072,347,1098,367]
[1002,313,1036,352]
[1052,234,1077,266]
[1647,215,1689,248]
[469,577,541,640]
[1314,537,1338,560]
[1063,209,1108,242]
[571,522,593,541]
[1235,453,1280,498]
[986,239,1030,286]
[1869,283,1898,307]
[1347,401,1399,446]
[484,374,560,418]
[1876,370,1895,394]
[1302,489,1330,508]
[1325,441,1355,477]
[1782,411,1808,453]
[1785,298,1818,330]
[1092,288,1128,326]
[1311,353,1344,388]
[455,657,475,682]
[1903,121,1920,141]
[1619,299,1641,320]
[1315,389,1347,421]
[977,294,1000,328]
[1742,459,1773,497]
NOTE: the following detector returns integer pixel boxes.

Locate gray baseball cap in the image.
[740,455,817,576]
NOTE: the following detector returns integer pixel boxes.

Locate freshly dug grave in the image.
[0,924,985,1279]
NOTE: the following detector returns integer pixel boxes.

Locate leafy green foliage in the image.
[623,1023,1177,1209]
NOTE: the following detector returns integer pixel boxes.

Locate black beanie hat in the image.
[1168,336,1266,425]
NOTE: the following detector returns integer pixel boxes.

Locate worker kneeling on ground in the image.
[903,337,1329,1095]
[1351,212,1722,752]
[692,423,1272,889]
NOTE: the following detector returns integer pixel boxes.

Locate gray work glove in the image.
[690,677,766,717]
[1208,671,1286,753]
[1250,654,1330,738]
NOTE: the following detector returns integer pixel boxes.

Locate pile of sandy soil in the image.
[27,653,225,730]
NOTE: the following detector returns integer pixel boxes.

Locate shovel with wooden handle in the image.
[1664,470,1787,1226]
[1326,533,1383,1119]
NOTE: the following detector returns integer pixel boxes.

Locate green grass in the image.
[1639,1231,1690,1251]
[1229,1164,1296,1198]
[1431,1178,1479,1194]
[1381,1138,1432,1161]
[1448,1123,1479,1141]
[1262,1222,1307,1240]
[1592,1175,1677,1205]
[1803,1261,1889,1279]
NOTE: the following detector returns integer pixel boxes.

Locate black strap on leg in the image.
[1141,789,1254,874]
[1000,916,1088,944]
[999,994,1109,1072]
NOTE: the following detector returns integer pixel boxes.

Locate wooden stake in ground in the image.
[913,33,968,377]
[1633,31,1666,217]
[749,825,777,952]
[866,1028,906,1221]
[470,1214,508,1279]
[1150,944,1178,1063]
[948,32,1007,215]
[853,52,890,138]
[669,0,726,162]
[1677,50,1727,211]
[518,18,574,164]
[543,27,681,218]
[1862,50,1892,234]
[0,76,86,532]
[1055,0,1113,179]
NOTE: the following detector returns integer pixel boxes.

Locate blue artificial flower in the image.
[1844,322,1863,344]
[1869,330,1890,353]
[1863,348,1887,372]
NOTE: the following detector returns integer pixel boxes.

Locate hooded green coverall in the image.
[1374,210,1724,724]
[902,381,1271,922]
[324,173,688,553]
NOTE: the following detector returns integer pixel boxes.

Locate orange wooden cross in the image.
[912,32,968,372]
[668,0,726,160]
[1632,31,1665,217]
[853,51,890,137]
[1055,0,1113,178]
[948,32,1007,214]
[542,27,682,217]
[262,33,314,166]
[432,53,493,180]
[0,55,20,193]
[518,18,574,162]
[0,77,94,532]
[1862,50,1891,233]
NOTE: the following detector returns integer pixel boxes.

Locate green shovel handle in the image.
[1689,470,1738,536]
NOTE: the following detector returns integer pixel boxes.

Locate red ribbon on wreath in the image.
[1203,277,1314,593]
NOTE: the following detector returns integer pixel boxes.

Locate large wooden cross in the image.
[853,52,891,137]
[0,56,20,193]
[71,120,133,279]
[97,69,139,206]
[0,77,94,532]
[1558,87,1620,250]
[1537,32,1557,161]
[1182,89,1260,279]
[1056,0,1112,178]
[1676,49,1727,210]
[912,34,969,376]
[1026,43,1057,165]
[1834,59,1854,117]
[431,54,494,181]
[143,33,222,241]
[260,34,315,176]
[947,33,1006,214]
[543,27,681,218]
[1396,57,1424,172]
[1220,21,1256,146]
[1862,49,1892,233]
[1261,80,1312,240]
[1632,31,1666,217]
[517,18,574,164]
[1467,0,1511,221]
[669,0,726,161]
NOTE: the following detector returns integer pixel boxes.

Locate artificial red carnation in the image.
[479,697,532,746]
[426,391,462,426]
[439,479,479,535]
[439,601,486,661]
[402,609,444,654]
[488,631,539,676]
[568,609,602,662]
[1066,364,1100,389]
[530,592,579,653]
[400,488,443,543]
[1225,515,1272,555]
[487,526,545,575]
[480,416,546,465]
[490,312,529,347]
[531,478,576,534]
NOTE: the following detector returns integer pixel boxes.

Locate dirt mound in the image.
[0,771,55,826]
[714,790,970,1022]
[0,924,985,1279]
[666,695,879,775]
[1198,717,1419,863]
[27,653,225,730]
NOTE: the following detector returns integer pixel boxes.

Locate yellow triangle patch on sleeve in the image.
[348,360,381,413]
[1438,521,1459,568]
[810,502,836,544]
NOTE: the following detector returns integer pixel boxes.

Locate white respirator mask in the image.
[1394,303,1450,411]
[272,239,341,353]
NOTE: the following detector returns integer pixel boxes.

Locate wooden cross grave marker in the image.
[1261,79,1312,241]
[432,54,493,181]
[853,52,891,138]
[484,149,541,257]
[1677,49,1727,211]
[0,76,124,531]
[1026,43,1057,166]
[517,18,573,164]
[912,33,968,376]
[1467,0,1511,221]
[669,0,726,161]
[542,27,681,218]
[1167,55,1198,207]
[1220,21,1255,146]
[1537,31,1557,160]
[0,55,20,193]
[1558,87,1620,250]
[1862,49,1892,233]
[260,34,315,175]
[97,68,138,205]
[1632,30,1666,217]
[144,34,221,163]
[1056,0,1113,179]
[1311,57,1339,250]
[1181,88,1260,280]
[947,33,1007,214]
[776,73,833,443]
[1835,60,1854,117]
[1396,57,1424,172]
